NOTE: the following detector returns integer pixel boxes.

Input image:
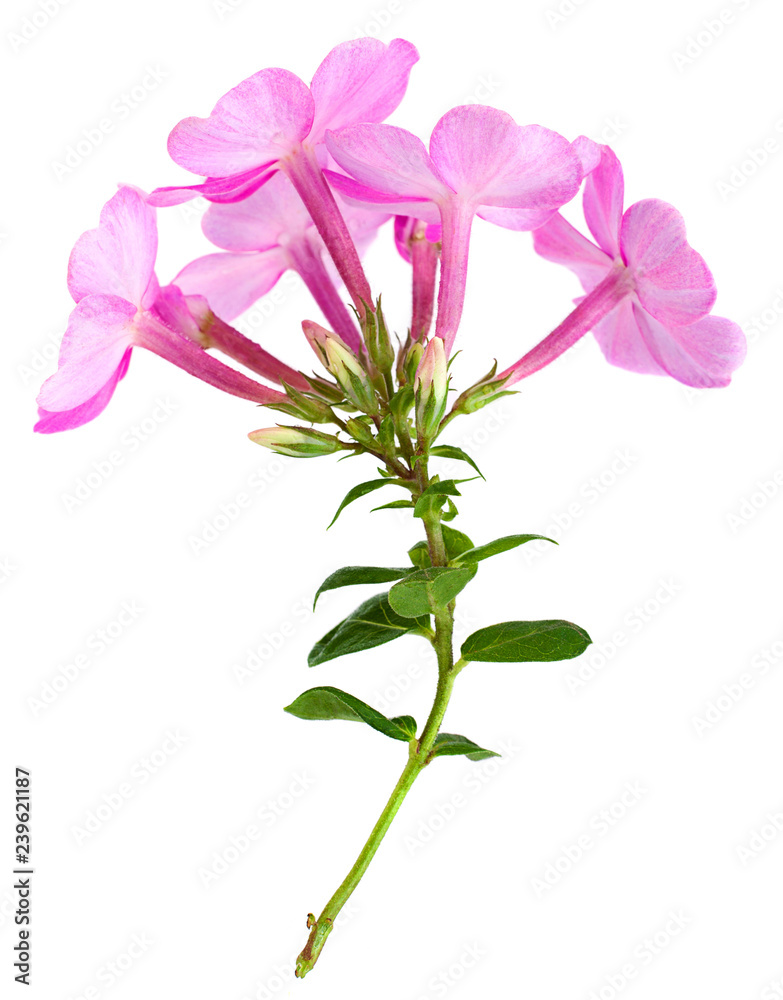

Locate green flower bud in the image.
[345,417,376,448]
[248,426,345,458]
[363,300,395,376]
[414,337,449,442]
[450,362,516,416]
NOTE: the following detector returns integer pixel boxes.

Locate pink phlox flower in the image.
[36,186,286,433]
[516,144,746,387]
[324,105,583,351]
[148,38,419,208]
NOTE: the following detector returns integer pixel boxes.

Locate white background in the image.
[3,0,783,997]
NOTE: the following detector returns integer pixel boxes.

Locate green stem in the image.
[295,453,460,978]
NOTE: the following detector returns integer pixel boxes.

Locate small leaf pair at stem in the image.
[285,686,497,760]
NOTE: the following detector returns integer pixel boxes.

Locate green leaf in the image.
[461,620,592,663]
[390,715,418,740]
[328,479,406,528]
[429,445,485,480]
[371,500,415,512]
[285,686,415,742]
[313,566,412,609]
[430,733,499,761]
[308,593,430,666]
[388,566,474,618]
[441,525,475,560]
[407,540,431,569]
[413,492,448,519]
[452,533,556,565]
[407,525,475,570]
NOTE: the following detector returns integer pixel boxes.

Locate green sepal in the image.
[429,445,485,480]
[328,479,407,528]
[308,593,430,666]
[284,686,416,742]
[451,533,556,565]
[461,620,592,663]
[430,733,500,761]
[388,566,474,618]
[313,566,412,609]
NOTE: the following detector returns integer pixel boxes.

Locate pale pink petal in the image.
[532,211,613,290]
[591,297,667,375]
[583,145,624,257]
[309,38,419,141]
[202,171,311,251]
[477,204,559,232]
[148,166,277,207]
[35,351,132,433]
[324,168,441,223]
[571,135,601,177]
[633,306,746,387]
[621,199,716,325]
[429,108,580,210]
[167,68,313,177]
[38,296,137,410]
[325,124,448,203]
[174,249,287,320]
[68,187,157,307]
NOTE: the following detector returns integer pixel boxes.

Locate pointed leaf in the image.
[388,566,474,618]
[452,533,556,565]
[431,732,500,761]
[390,714,418,740]
[429,445,485,480]
[328,479,407,528]
[371,499,415,512]
[285,686,415,742]
[314,565,412,608]
[308,592,430,665]
[461,620,592,663]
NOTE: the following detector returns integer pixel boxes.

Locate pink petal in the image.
[583,145,624,257]
[38,295,137,411]
[477,204,560,232]
[324,168,441,223]
[68,187,157,308]
[430,108,581,210]
[309,38,419,142]
[167,68,313,177]
[202,171,311,251]
[591,297,667,375]
[174,249,287,321]
[571,135,601,177]
[532,211,613,290]
[325,124,447,203]
[35,350,131,433]
[148,166,277,207]
[633,306,747,387]
[620,199,716,325]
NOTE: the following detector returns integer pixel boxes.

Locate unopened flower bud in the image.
[414,337,448,441]
[345,417,376,448]
[402,341,425,386]
[303,320,379,414]
[264,382,335,424]
[450,362,516,416]
[363,299,395,376]
[248,426,345,458]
